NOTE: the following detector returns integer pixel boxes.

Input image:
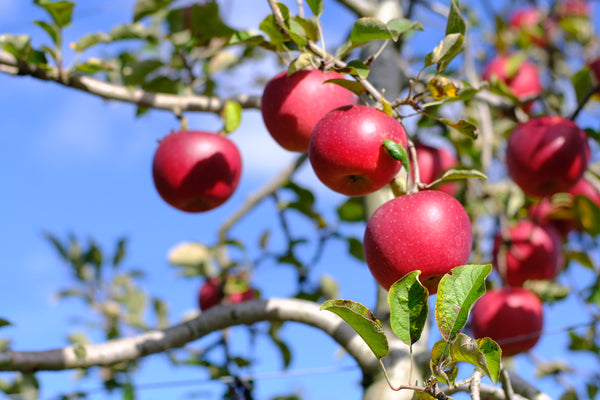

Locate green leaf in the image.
[321,299,389,359]
[430,340,452,385]
[110,23,156,42]
[73,32,111,52]
[382,139,410,175]
[388,271,429,345]
[345,60,370,79]
[386,18,423,41]
[113,238,127,267]
[221,100,242,133]
[445,0,466,36]
[287,53,314,75]
[523,280,570,304]
[35,0,74,28]
[153,297,169,329]
[571,67,594,105]
[440,119,478,139]
[426,168,487,189]
[424,33,464,73]
[350,17,393,43]
[34,20,60,45]
[346,237,365,261]
[75,58,113,74]
[133,0,173,22]
[293,16,320,42]
[450,333,501,384]
[323,78,366,97]
[574,195,600,236]
[122,59,163,86]
[306,0,324,16]
[269,322,292,368]
[0,34,32,59]
[0,318,12,329]
[435,264,492,342]
[337,197,365,222]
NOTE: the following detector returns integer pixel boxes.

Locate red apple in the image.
[198,277,224,311]
[493,220,564,287]
[530,178,600,236]
[308,105,408,196]
[261,69,357,152]
[228,288,257,304]
[506,116,589,198]
[152,130,242,212]
[471,287,544,357]
[556,0,590,19]
[483,55,542,109]
[412,142,459,195]
[363,190,473,294]
[509,7,547,46]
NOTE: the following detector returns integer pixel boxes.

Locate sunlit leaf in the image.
[306,0,324,16]
[388,271,429,345]
[450,333,500,384]
[445,0,466,36]
[221,100,242,133]
[382,139,410,175]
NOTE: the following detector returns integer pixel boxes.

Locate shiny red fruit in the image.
[506,116,589,198]
[363,190,473,294]
[412,142,459,195]
[309,105,408,196]
[493,220,564,286]
[198,278,224,311]
[261,69,357,152]
[483,55,542,108]
[152,130,242,212]
[471,287,544,357]
[509,7,546,46]
[228,288,257,304]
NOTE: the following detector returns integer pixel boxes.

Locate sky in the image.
[1,1,600,400]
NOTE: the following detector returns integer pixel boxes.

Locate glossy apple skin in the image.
[261,69,357,152]
[152,130,242,212]
[308,105,408,196]
[483,55,542,108]
[198,278,224,311]
[506,116,589,198]
[413,143,459,195]
[493,220,563,287]
[530,178,600,236]
[363,190,473,294]
[471,287,544,357]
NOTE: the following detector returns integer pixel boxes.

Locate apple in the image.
[228,288,257,304]
[261,69,357,152]
[556,0,590,19]
[482,55,542,110]
[509,7,547,46]
[493,220,564,287]
[363,190,472,294]
[308,105,408,196]
[412,142,459,195]
[470,287,544,357]
[506,116,589,198]
[198,277,224,311]
[152,130,242,212]
[529,177,600,236]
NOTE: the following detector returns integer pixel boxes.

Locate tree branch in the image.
[0,50,261,113]
[336,0,376,17]
[0,298,380,377]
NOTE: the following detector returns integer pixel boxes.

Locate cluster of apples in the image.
[198,275,258,312]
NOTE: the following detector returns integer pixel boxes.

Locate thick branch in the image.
[0,50,261,113]
[0,298,379,376]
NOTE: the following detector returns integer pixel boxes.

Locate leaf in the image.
[0,34,33,59]
[440,119,478,139]
[445,0,466,36]
[426,168,487,189]
[435,264,492,342]
[0,318,12,329]
[574,195,600,236]
[346,237,365,261]
[321,299,389,359]
[571,67,594,105]
[523,280,570,304]
[306,0,324,16]
[341,59,370,79]
[287,53,314,75]
[35,0,75,28]
[323,78,366,97]
[450,333,501,384]
[153,297,169,329]
[424,33,464,73]
[269,322,292,368]
[34,20,60,45]
[113,238,127,267]
[427,76,458,100]
[73,32,111,52]
[133,0,173,22]
[350,17,393,43]
[382,139,410,175]
[75,58,113,74]
[110,23,156,42]
[387,18,423,41]
[388,271,429,345]
[221,100,242,133]
[168,242,211,267]
[337,197,365,222]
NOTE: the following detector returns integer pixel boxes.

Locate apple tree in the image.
[1,0,600,399]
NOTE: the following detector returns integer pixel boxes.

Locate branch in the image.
[0,50,261,113]
[336,0,376,17]
[0,298,380,376]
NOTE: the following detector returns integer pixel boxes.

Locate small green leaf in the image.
[571,67,594,105]
[73,32,111,52]
[323,78,366,97]
[574,195,600,236]
[440,118,478,139]
[424,33,464,73]
[523,280,570,304]
[75,58,113,74]
[445,0,466,36]
[0,34,33,59]
[221,100,242,133]
[388,271,429,345]
[450,333,501,384]
[337,197,365,222]
[306,0,324,16]
[34,20,60,45]
[0,318,12,329]
[382,139,410,175]
[426,168,487,189]
[110,23,156,42]
[153,297,169,329]
[133,0,173,22]
[35,0,75,28]
[321,299,389,359]
[350,17,393,43]
[435,264,492,342]
[386,18,423,41]
[339,59,370,79]
[113,238,127,267]
[288,53,314,75]
[346,237,365,261]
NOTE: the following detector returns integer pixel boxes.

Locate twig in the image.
[0,50,261,113]
[470,369,482,400]
[500,367,516,400]
[569,82,600,121]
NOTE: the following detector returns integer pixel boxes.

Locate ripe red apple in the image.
[556,0,590,19]
[198,277,224,311]
[471,287,544,357]
[506,116,589,198]
[308,105,408,196]
[363,190,473,294]
[493,220,564,287]
[228,288,257,304]
[152,130,242,212]
[529,178,600,236]
[509,7,547,46]
[412,142,459,195]
[483,55,542,109]
[261,69,357,152]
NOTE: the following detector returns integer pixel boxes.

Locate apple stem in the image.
[407,139,421,194]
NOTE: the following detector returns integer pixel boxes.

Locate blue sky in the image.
[1,1,600,400]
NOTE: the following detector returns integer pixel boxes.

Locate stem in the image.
[500,368,516,400]
[570,82,600,121]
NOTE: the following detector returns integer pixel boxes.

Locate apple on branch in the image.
[412,142,459,195]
